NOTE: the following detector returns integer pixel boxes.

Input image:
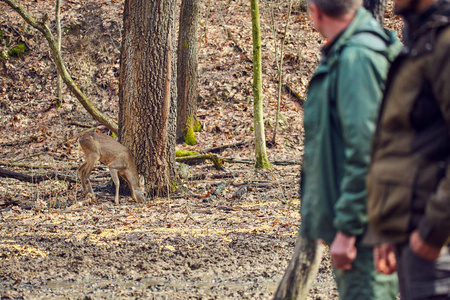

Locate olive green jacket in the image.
[300,8,401,244]
[365,0,450,248]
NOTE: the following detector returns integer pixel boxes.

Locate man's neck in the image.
[323,12,356,42]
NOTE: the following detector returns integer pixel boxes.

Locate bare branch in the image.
[1,0,119,134]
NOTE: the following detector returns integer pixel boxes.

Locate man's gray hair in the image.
[307,0,362,18]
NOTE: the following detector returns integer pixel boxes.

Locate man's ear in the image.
[310,3,323,21]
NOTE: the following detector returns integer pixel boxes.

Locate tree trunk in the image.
[55,0,62,107]
[176,0,201,145]
[251,0,271,169]
[119,0,177,197]
[364,0,386,25]
[273,234,324,300]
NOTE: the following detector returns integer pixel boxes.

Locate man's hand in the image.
[374,243,396,274]
[410,230,441,261]
[330,232,357,270]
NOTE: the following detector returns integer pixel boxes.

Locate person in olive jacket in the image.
[365,0,450,298]
[300,0,401,298]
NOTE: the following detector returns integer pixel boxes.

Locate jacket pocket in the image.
[367,160,418,235]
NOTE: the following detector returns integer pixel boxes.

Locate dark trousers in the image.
[395,243,450,299]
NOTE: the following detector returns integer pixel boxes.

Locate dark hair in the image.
[307,0,362,17]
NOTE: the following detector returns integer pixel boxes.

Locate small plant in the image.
[7,42,29,58]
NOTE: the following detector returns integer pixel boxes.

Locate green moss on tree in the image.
[184,127,197,145]
[193,118,202,132]
[175,150,200,157]
[184,115,201,145]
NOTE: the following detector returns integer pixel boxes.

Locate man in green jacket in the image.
[365,0,450,298]
[300,0,401,298]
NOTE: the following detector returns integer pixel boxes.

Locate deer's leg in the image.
[77,162,89,195]
[109,168,120,205]
[78,153,99,198]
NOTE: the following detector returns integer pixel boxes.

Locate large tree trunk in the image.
[364,0,386,25]
[176,0,201,145]
[273,234,324,300]
[251,0,271,169]
[119,0,177,197]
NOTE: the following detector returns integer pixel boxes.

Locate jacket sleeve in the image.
[419,28,450,248]
[333,47,388,237]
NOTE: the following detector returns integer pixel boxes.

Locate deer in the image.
[77,132,146,205]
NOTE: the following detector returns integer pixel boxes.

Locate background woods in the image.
[0,0,402,299]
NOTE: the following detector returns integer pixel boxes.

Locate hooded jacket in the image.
[365,0,450,248]
[300,8,401,244]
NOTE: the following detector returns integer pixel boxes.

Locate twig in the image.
[9,151,47,163]
[55,127,96,149]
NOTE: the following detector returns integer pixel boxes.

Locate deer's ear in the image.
[139,175,145,186]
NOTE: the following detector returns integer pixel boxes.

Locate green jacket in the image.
[300,8,401,245]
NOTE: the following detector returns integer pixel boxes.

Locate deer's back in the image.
[79,132,132,167]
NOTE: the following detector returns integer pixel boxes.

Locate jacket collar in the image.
[321,8,374,66]
[402,0,450,56]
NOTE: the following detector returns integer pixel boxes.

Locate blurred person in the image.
[365,0,450,299]
[298,0,401,298]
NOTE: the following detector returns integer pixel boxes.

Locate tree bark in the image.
[176,0,201,144]
[119,0,177,198]
[251,0,271,169]
[364,0,386,25]
[2,0,119,134]
[273,234,324,300]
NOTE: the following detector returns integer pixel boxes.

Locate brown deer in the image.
[77,132,146,205]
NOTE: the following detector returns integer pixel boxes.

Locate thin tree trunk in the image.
[2,0,118,134]
[119,0,177,198]
[273,234,324,300]
[55,0,62,107]
[251,0,271,169]
[176,0,201,144]
[270,0,292,144]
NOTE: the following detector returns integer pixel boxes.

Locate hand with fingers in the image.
[409,231,442,261]
[374,243,397,274]
[330,232,357,270]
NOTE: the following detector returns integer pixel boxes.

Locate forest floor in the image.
[0,1,402,299]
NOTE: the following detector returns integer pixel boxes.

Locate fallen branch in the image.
[0,167,76,183]
[176,153,224,170]
[199,141,248,154]
[222,157,301,166]
[0,162,55,169]
[283,83,304,105]
[176,154,300,167]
